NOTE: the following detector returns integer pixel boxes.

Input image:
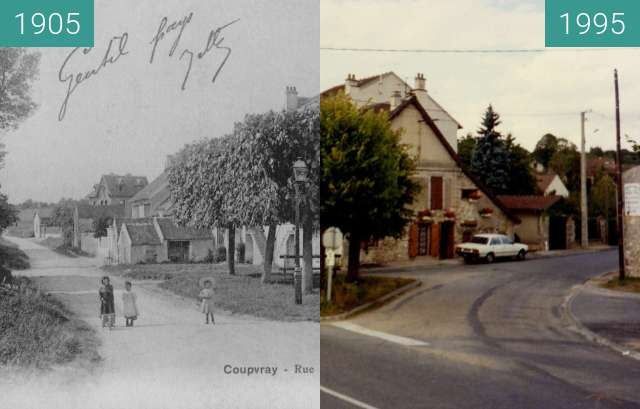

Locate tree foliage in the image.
[321,93,420,281]
[504,134,537,195]
[0,192,17,234]
[0,48,40,132]
[93,216,113,238]
[457,133,476,171]
[51,206,74,247]
[470,105,510,194]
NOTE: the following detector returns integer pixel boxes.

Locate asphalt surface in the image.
[321,250,640,409]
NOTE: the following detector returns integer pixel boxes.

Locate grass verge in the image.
[601,275,640,293]
[102,263,319,322]
[37,237,92,258]
[0,279,100,370]
[320,275,416,317]
[0,237,30,270]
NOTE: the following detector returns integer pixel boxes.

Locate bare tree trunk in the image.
[302,215,313,294]
[346,232,360,283]
[262,224,277,283]
[227,224,236,275]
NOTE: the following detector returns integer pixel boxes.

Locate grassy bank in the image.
[321,275,416,317]
[0,237,30,270]
[102,263,319,322]
[0,280,100,370]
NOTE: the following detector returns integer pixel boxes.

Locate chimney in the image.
[414,73,426,91]
[285,86,298,111]
[390,90,402,110]
[344,73,358,95]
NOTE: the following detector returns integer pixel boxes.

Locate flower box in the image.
[479,207,494,218]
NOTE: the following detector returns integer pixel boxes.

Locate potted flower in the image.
[417,209,432,222]
[479,207,494,218]
[461,220,478,228]
[444,209,456,220]
[468,190,481,202]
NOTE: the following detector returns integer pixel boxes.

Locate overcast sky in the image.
[321,0,640,154]
[0,0,318,203]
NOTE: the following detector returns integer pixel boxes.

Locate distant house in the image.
[86,174,149,215]
[497,195,570,251]
[536,173,569,198]
[116,218,213,264]
[33,207,56,238]
[73,204,126,257]
[129,171,173,218]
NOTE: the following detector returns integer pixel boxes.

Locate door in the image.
[430,223,441,258]
[418,224,430,256]
[499,236,516,257]
[439,222,454,260]
[549,216,567,250]
[168,241,190,262]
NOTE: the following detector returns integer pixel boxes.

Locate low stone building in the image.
[622,166,640,277]
[497,195,562,251]
[323,72,521,263]
[33,207,56,238]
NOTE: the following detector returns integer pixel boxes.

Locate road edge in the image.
[561,281,640,362]
[320,280,422,322]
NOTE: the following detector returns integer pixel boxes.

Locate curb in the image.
[320,280,422,322]
[528,246,614,261]
[561,282,640,362]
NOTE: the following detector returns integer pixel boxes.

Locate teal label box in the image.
[0,0,93,47]
[546,0,640,47]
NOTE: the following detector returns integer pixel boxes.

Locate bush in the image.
[236,242,246,264]
[215,246,227,263]
[204,248,215,263]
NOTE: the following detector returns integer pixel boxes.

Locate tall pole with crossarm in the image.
[614,69,625,281]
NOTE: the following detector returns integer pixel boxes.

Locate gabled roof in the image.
[100,174,149,199]
[113,217,154,232]
[129,171,173,214]
[155,218,212,240]
[125,223,162,246]
[536,173,559,192]
[34,207,55,219]
[497,195,562,212]
[321,72,463,129]
[384,96,520,223]
[76,204,126,220]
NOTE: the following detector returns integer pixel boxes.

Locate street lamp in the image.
[293,159,308,305]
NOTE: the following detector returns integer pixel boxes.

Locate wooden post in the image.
[614,69,625,281]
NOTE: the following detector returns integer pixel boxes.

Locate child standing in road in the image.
[122,281,139,327]
[199,279,215,325]
[99,276,115,329]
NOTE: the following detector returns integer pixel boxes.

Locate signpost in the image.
[322,227,343,303]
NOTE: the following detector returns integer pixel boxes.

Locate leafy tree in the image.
[0,48,40,233]
[590,174,616,219]
[549,142,580,192]
[504,134,537,195]
[51,206,74,247]
[533,133,560,169]
[470,105,510,194]
[233,107,319,288]
[321,93,420,282]
[457,133,476,171]
[0,192,17,234]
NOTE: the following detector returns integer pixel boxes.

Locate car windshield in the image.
[471,236,489,245]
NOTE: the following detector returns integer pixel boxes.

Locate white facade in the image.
[543,175,570,198]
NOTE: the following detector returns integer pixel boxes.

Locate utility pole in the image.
[614,69,625,281]
[580,111,589,248]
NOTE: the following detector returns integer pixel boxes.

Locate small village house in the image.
[86,173,149,215]
[73,204,126,258]
[322,72,521,264]
[536,173,569,197]
[33,207,57,238]
[497,195,572,251]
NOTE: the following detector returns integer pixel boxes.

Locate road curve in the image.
[321,251,640,409]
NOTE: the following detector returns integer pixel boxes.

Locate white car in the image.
[455,234,528,264]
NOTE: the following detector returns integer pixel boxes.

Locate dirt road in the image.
[1,237,319,409]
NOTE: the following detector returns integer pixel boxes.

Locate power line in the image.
[321,46,628,54]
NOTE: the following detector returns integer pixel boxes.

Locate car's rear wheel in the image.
[485,253,495,263]
[517,250,526,261]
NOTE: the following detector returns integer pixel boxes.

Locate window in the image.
[461,189,478,199]
[501,236,513,245]
[430,176,443,210]
[471,236,488,245]
[490,238,500,246]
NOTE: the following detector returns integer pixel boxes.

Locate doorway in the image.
[418,224,430,256]
[439,222,455,260]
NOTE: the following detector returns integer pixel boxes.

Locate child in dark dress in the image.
[99,276,115,329]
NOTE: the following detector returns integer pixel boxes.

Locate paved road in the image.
[2,237,319,409]
[321,251,640,409]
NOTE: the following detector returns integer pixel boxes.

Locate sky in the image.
[0,0,319,203]
[321,0,640,154]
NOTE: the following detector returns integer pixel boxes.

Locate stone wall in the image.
[623,166,640,277]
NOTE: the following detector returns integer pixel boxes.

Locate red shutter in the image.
[431,176,443,210]
[408,223,418,259]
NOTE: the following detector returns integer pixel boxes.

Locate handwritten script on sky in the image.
[58,12,239,121]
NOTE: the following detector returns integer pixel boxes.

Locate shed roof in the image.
[125,224,162,245]
[155,218,212,240]
[497,195,562,212]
